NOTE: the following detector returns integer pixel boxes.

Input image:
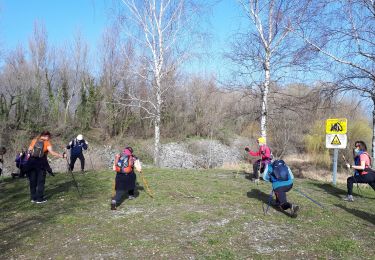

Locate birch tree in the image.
[229,0,313,139]
[118,0,201,166]
[299,0,375,159]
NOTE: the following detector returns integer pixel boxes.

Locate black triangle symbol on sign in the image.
[331,135,341,145]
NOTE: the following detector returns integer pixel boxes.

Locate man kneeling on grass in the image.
[262,160,299,218]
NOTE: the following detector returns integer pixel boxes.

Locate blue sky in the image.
[0,0,110,51]
[0,0,242,78]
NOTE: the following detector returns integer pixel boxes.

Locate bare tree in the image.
[117,0,201,166]
[298,0,375,159]
[62,32,89,125]
[228,0,313,139]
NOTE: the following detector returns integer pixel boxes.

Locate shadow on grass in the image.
[311,183,349,198]
[311,182,371,199]
[334,204,375,225]
[0,217,49,255]
[0,174,90,258]
[247,188,292,217]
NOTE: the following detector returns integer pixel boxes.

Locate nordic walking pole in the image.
[64,151,82,197]
[86,144,94,171]
[262,189,274,215]
[134,160,154,198]
[294,188,324,208]
[342,155,361,195]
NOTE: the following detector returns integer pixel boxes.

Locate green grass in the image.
[0,168,374,259]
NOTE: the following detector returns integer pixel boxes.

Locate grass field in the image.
[0,168,374,259]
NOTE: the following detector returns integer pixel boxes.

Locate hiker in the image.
[245,137,272,182]
[66,134,88,172]
[14,149,28,178]
[111,147,138,210]
[27,131,65,203]
[0,146,6,177]
[344,140,375,201]
[263,160,299,218]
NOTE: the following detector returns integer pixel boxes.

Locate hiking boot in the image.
[36,199,47,204]
[111,200,117,210]
[290,204,299,218]
[343,195,354,202]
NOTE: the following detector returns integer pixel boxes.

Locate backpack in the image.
[30,140,45,158]
[271,160,289,181]
[114,153,133,174]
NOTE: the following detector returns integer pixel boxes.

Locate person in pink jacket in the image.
[245,137,272,182]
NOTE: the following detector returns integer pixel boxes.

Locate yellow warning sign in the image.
[331,135,341,145]
[326,118,347,134]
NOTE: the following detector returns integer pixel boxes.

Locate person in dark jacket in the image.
[262,160,299,218]
[14,149,29,178]
[66,134,88,172]
[111,147,138,210]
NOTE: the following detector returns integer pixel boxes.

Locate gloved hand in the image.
[346,163,351,169]
[245,147,250,152]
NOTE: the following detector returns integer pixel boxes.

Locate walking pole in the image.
[134,160,154,198]
[86,147,94,171]
[262,189,274,215]
[342,155,361,195]
[64,152,82,197]
[294,188,324,208]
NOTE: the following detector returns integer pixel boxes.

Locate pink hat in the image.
[123,147,133,156]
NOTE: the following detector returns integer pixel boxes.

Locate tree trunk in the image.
[372,97,375,165]
[261,59,270,139]
[154,87,162,167]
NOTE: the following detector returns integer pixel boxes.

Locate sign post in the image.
[325,118,347,186]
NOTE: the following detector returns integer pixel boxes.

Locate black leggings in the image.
[253,160,265,179]
[274,184,293,210]
[70,153,85,171]
[347,172,375,195]
[29,168,47,201]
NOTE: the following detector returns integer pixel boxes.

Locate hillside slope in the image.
[0,168,374,259]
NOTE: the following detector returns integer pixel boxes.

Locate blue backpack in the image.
[271,160,289,181]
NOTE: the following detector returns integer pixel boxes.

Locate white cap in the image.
[77,134,83,141]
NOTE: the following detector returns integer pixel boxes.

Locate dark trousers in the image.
[274,184,293,210]
[347,172,375,195]
[253,160,265,179]
[19,165,27,178]
[70,153,85,171]
[29,168,47,201]
[113,172,136,203]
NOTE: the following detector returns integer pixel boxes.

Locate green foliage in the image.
[347,119,372,151]
[304,120,331,168]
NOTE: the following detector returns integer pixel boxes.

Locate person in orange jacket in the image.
[26,131,65,203]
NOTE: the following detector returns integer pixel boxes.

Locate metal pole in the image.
[332,148,338,186]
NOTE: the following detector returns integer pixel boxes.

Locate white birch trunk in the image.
[154,88,162,166]
[261,58,270,139]
[372,98,375,166]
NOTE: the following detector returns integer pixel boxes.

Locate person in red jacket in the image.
[245,137,272,182]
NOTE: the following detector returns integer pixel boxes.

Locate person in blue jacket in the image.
[66,134,88,172]
[262,160,299,218]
